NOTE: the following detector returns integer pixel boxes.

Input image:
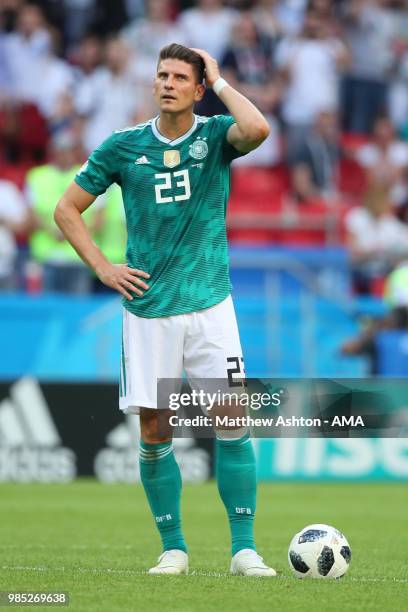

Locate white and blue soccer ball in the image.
[288,523,351,579]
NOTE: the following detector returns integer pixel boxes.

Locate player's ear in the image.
[195,83,205,102]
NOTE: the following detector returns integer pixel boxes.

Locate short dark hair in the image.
[158,43,205,84]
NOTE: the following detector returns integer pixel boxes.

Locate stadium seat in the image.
[0,104,48,165]
[338,157,367,201]
[0,162,31,190]
[340,132,370,153]
[275,199,340,245]
[228,166,290,242]
[18,104,49,161]
[230,165,289,204]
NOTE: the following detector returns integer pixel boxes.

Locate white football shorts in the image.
[119,295,244,414]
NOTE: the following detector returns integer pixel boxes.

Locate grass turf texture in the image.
[0,481,407,612]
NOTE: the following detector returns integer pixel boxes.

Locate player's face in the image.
[154,59,204,113]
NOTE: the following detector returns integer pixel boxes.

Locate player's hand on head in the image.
[190,48,220,88]
[96,262,150,300]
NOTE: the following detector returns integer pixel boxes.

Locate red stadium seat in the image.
[18,104,49,161]
[231,165,289,199]
[228,166,346,244]
[228,166,289,242]
[0,104,48,166]
[338,157,367,201]
[340,132,370,153]
[0,162,31,190]
[275,199,340,245]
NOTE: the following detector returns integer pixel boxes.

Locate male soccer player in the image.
[55,44,275,576]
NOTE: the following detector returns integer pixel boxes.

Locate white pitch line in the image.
[1,566,144,576]
[1,566,407,583]
[1,544,135,550]
[349,577,408,585]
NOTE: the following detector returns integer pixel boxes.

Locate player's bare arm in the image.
[191,48,270,153]
[54,182,150,300]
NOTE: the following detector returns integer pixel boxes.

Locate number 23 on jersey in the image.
[154,170,191,204]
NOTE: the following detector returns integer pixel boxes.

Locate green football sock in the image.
[139,440,187,553]
[216,433,257,556]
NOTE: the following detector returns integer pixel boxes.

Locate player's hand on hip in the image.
[96,262,150,300]
[190,48,220,88]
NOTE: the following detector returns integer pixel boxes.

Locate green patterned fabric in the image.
[75,114,244,318]
[139,440,187,553]
[216,434,257,556]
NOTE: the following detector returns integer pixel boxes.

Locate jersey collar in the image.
[151,114,198,146]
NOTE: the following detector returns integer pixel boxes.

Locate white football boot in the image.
[230,549,277,577]
[148,550,189,575]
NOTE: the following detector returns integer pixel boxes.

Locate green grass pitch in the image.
[0,481,407,611]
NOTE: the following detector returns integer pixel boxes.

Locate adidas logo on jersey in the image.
[135,155,150,164]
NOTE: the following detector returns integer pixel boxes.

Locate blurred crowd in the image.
[1,0,408,299]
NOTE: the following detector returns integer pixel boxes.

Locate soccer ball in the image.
[288,523,351,579]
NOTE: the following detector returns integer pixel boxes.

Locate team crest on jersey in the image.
[163,150,180,168]
[189,138,208,160]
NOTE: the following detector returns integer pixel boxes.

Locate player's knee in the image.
[140,408,173,444]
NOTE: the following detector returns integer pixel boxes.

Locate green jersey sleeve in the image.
[213,114,248,163]
[75,133,120,196]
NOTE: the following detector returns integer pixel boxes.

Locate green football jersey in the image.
[75,114,244,318]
